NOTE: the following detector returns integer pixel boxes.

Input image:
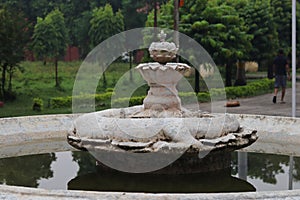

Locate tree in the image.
[180,0,252,86]
[58,0,92,58]
[271,0,292,53]
[271,0,300,65]
[240,0,278,67]
[0,153,56,187]
[145,0,173,28]
[32,9,69,87]
[122,0,149,29]
[89,4,124,86]
[0,7,29,100]
[89,4,124,48]
[72,11,93,58]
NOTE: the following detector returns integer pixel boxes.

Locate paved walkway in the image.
[188,82,300,117]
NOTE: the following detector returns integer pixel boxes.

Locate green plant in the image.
[112,96,145,108]
[49,92,114,109]
[32,98,43,111]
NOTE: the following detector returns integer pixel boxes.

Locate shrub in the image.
[179,92,198,104]
[112,96,145,108]
[50,92,114,109]
[32,98,43,111]
[197,93,211,102]
[105,88,114,92]
[49,79,274,109]
[196,78,274,101]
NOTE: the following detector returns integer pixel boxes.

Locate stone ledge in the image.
[0,113,300,199]
[1,185,300,200]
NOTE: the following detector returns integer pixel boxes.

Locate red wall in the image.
[25,46,80,62]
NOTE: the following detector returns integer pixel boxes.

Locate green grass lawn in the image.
[0,61,137,118]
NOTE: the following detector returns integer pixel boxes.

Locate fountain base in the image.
[94,150,232,174]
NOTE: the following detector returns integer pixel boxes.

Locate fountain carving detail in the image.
[67,31,257,174]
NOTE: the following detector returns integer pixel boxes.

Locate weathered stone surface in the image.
[67,106,256,161]
[0,114,300,199]
[1,184,300,200]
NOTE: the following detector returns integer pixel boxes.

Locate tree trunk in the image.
[129,51,133,82]
[102,66,107,88]
[234,61,247,86]
[195,67,200,94]
[153,0,158,37]
[154,0,157,28]
[55,58,59,87]
[8,65,13,92]
[225,62,232,87]
[0,80,2,100]
[43,57,47,66]
[1,63,7,99]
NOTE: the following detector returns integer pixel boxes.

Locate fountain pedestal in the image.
[135,62,190,116]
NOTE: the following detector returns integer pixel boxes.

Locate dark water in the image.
[0,151,299,193]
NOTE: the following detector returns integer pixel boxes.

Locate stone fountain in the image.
[67,30,257,174]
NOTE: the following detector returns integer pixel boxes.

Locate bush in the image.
[197,93,211,102]
[49,79,274,109]
[105,88,114,92]
[50,92,114,109]
[112,96,145,108]
[207,78,274,100]
[179,92,198,104]
[32,98,43,111]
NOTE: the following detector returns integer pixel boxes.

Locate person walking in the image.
[272,49,290,104]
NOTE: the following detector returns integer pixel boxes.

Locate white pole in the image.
[292,0,296,118]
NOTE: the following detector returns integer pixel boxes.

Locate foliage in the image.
[122,0,148,29]
[72,11,93,58]
[0,153,56,187]
[181,0,252,63]
[32,97,43,111]
[180,0,253,86]
[271,0,292,53]
[211,78,274,100]
[50,92,114,109]
[89,4,124,87]
[89,4,124,48]
[241,0,278,64]
[49,78,275,109]
[145,0,174,28]
[32,9,69,87]
[112,96,145,108]
[32,9,68,59]
[0,7,29,100]
[196,78,274,102]
[247,152,288,184]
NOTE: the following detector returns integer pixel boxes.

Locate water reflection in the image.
[293,157,300,181]
[232,152,289,184]
[0,153,56,187]
[1,151,300,192]
[68,169,256,193]
[68,151,255,193]
[72,151,97,176]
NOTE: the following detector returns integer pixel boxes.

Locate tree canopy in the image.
[0,7,29,100]
[89,4,124,48]
[32,9,69,87]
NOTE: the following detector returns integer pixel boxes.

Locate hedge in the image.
[202,78,274,101]
[50,92,114,109]
[50,79,274,109]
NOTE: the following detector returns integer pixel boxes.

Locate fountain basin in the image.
[66,106,256,173]
[0,114,300,199]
